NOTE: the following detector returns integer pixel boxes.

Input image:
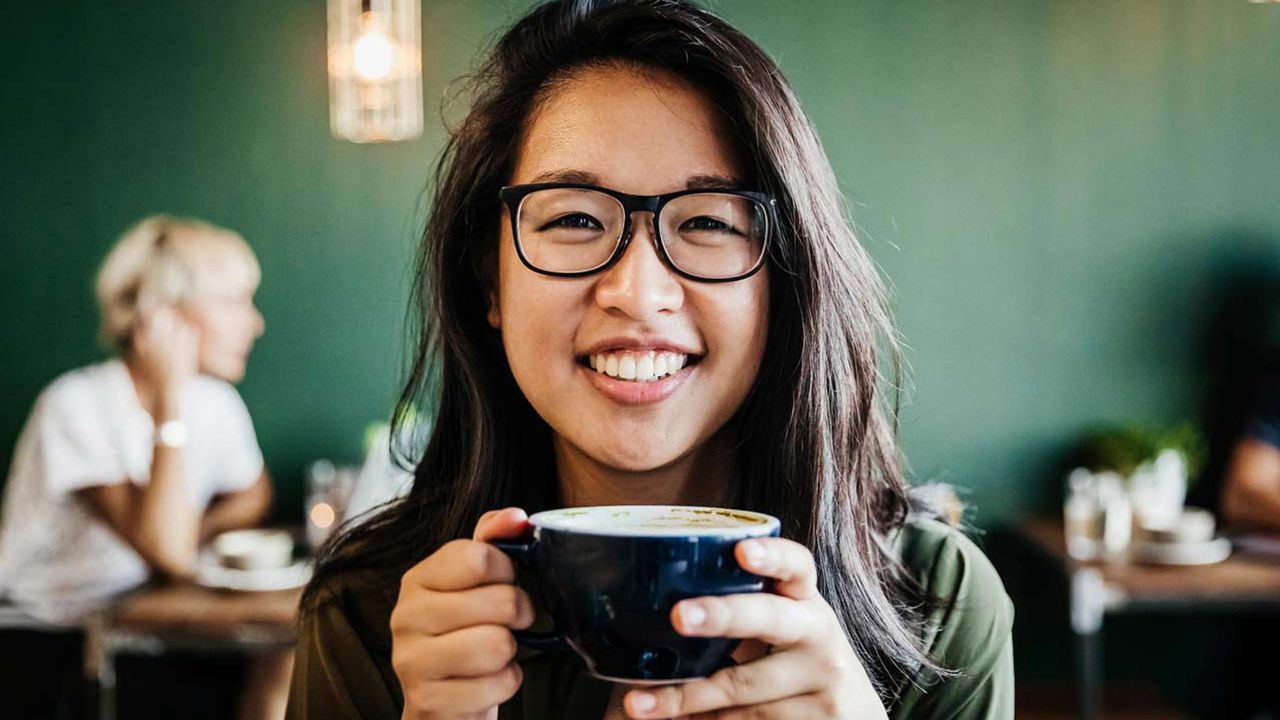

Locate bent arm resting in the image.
[1220,438,1280,532]
[200,470,274,543]
[77,396,200,578]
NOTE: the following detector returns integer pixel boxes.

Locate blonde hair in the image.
[95,215,261,349]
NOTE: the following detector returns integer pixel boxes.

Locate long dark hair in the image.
[306,0,945,698]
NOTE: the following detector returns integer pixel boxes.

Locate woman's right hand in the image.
[133,306,199,410]
[391,507,537,720]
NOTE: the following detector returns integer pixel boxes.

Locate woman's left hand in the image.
[621,538,888,720]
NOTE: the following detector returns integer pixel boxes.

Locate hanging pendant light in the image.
[328,0,423,143]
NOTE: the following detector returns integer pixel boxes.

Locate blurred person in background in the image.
[1220,399,1280,533]
[0,216,289,720]
[1192,271,1280,537]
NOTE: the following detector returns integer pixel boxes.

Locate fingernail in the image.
[741,540,766,567]
[680,601,706,628]
[629,691,656,713]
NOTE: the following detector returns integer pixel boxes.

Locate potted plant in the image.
[1074,423,1206,531]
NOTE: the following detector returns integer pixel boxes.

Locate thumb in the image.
[472,507,530,542]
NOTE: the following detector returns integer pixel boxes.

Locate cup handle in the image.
[492,538,568,652]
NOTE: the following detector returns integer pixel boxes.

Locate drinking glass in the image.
[1064,469,1131,561]
[305,460,357,550]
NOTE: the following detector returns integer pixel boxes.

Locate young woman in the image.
[0,215,290,720]
[290,2,1013,719]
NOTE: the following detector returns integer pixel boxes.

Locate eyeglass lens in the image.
[515,188,767,279]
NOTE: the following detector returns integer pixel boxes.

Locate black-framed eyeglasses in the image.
[498,182,776,283]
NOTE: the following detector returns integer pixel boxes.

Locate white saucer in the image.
[1130,537,1232,566]
[195,553,312,592]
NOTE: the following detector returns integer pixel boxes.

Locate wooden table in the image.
[85,583,302,720]
[1016,518,1280,720]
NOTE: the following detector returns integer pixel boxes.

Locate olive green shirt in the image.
[286,518,1014,719]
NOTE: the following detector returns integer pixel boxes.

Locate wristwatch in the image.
[155,419,189,449]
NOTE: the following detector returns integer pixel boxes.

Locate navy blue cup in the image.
[493,505,781,684]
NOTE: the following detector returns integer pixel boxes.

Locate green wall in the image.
[3,0,1279,525]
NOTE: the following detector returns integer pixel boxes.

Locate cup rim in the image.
[527,504,780,538]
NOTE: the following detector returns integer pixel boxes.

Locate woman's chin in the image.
[576,437,691,474]
[202,358,248,383]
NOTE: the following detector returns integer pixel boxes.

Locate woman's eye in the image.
[544,213,602,231]
[680,216,739,234]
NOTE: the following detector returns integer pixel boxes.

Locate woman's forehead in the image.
[510,64,748,194]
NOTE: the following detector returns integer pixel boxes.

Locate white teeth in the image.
[586,350,692,382]
[636,354,654,381]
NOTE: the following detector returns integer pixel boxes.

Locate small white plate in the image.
[1131,537,1232,566]
[195,553,312,592]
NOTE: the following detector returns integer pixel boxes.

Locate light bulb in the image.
[328,0,423,142]
[352,13,396,81]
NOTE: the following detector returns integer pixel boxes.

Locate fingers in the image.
[393,582,536,636]
[140,306,171,329]
[394,507,535,719]
[623,651,827,718]
[399,507,529,591]
[396,624,520,678]
[133,307,198,370]
[133,308,165,346]
[473,507,530,542]
[681,694,835,720]
[173,315,198,345]
[399,662,524,716]
[139,306,181,337]
[671,593,818,647]
[391,626,523,713]
[402,538,519,592]
[735,538,819,600]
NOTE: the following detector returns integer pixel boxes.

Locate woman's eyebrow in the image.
[526,169,745,190]
[684,173,744,190]
[529,169,601,184]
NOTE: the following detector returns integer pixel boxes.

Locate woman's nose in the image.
[593,212,684,319]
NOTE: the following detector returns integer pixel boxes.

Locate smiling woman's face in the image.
[491,64,769,476]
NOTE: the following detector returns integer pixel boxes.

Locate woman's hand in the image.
[621,538,887,720]
[133,306,199,411]
[390,507,537,720]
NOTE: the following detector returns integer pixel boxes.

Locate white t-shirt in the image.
[0,359,264,624]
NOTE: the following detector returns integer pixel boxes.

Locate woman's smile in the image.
[575,336,705,404]
[587,350,690,382]
[579,352,698,405]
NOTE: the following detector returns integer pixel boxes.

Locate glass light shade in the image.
[328,0,423,142]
